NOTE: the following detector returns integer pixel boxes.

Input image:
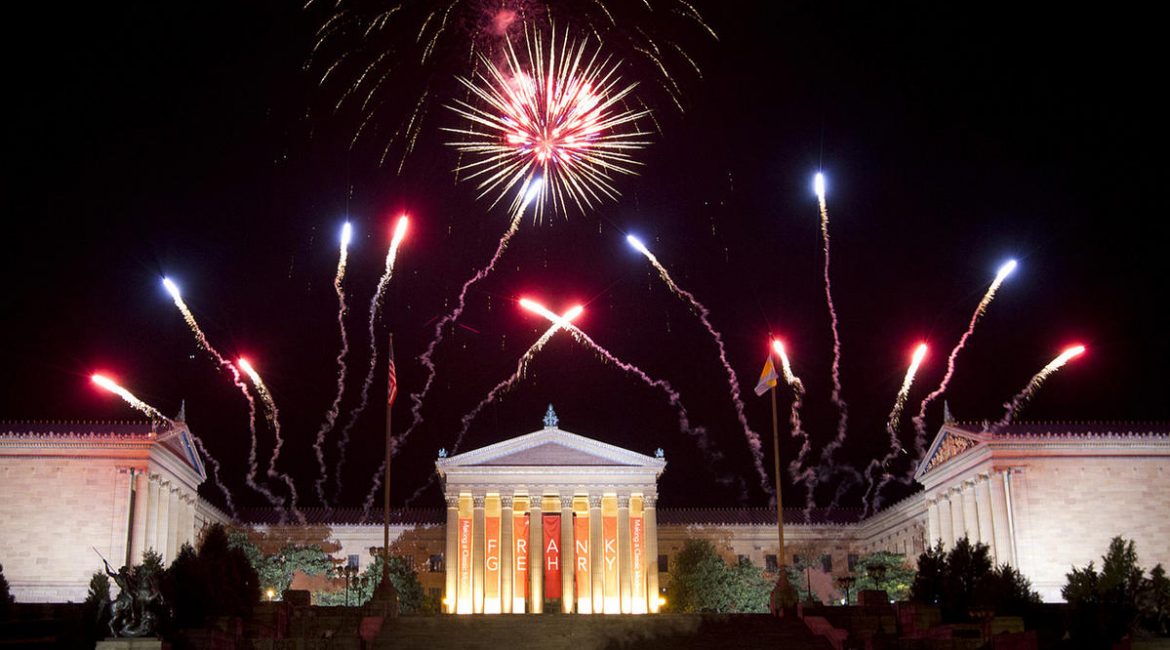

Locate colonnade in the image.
[443,491,659,614]
[926,468,1019,565]
[127,469,197,565]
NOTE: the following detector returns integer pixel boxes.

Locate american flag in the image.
[387,334,398,408]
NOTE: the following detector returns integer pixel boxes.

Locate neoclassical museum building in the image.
[2,411,1168,607]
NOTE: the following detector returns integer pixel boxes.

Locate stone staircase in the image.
[371,614,834,650]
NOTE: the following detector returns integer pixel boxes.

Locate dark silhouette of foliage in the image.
[314,555,434,613]
[1064,536,1169,644]
[227,531,332,596]
[0,562,14,621]
[163,524,260,629]
[911,537,1038,622]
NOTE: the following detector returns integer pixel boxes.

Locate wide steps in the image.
[373,614,833,650]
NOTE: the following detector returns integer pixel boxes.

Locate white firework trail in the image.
[396,179,543,454]
[910,260,1017,467]
[189,432,238,519]
[238,359,305,525]
[812,173,850,471]
[161,278,286,514]
[333,216,409,505]
[865,343,928,516]
[312,222,354,507]
[769,342,815,517]
[994,345,1085,431]
[626,234,771,497]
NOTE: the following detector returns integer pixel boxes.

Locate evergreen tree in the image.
[1064,536,1169,644]
[911,537,1038,622]
[0,562,14,621]
[313,555,433,613]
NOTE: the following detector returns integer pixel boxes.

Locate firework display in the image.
[447,30,651,217]
[77,12,1099,523]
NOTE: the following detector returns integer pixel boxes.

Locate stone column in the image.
[129,469,150,565]
[937,493,953,549]
[589,495,603,614]
[501,496,513,613]
[974,474,996,561]
[926,498,940,548]
[949,487,965,547]
[144,475,160,555]
[444,496,458,613]
[618,496,632,614]
[155,481,171,562]
[183,494,196,549]
[961,480,980,543]
[561,496,575,613]
[167,487,181,562]
[529,497,543,613]
[988,469,1014,566]
[645,496,660,613]
[472,495,486,614]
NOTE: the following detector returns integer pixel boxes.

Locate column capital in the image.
[643,495,657,508]
[560,496,575,509]
[500,495,513,508]
[473,495,486,508]
[589,495,602,508]
[618,496,630,508]
[445,496,459,508]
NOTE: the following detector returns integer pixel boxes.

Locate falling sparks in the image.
[447,29,651,218]
[238,358,305,525]
[313,222,355,507]
[628,233,772,498]
[910,259,1017,465]
[995,345,1086,430]
[772,340,816,517]
[334,215,409,505]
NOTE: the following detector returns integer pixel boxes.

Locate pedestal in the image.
[770,569,798,615]
[96,638,164,650]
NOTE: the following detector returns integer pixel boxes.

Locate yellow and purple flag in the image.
[754,354,779,396]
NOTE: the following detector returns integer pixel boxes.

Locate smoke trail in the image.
[865,344,928,515]
[162,278,286,515]
[397,179,541,453]
[312,224,353,507]
[770,344,816,518]
[239,360,305,525]
[993,345,1085,431]
[189,432,238,519]
[813,176,850,471]
[910,260,1016,468]
[333,217,408,505]
[627,235,771,497]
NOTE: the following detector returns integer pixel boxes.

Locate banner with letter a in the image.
[513,498,529,612]
[573,497,591,613]
[542,513,562,599]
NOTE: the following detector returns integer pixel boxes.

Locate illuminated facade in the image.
[0,420,230,602]
[2,416,1167,606]
[435,410,666,614]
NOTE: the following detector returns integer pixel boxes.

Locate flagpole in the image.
[771,382,785,560]
[765,343,794,614]
[384,333,392,583]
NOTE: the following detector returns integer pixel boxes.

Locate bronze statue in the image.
[99,555,164,637]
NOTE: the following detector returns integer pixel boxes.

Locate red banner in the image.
[457,515,472,612]
[514,514,529,601]
[484,512,501,609]
[574,513,590,605]
[603,513,618,606]
[542,513,562,599]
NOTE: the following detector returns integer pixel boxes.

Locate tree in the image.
[0,562,14,621]
[849,551,917,603]
[164,524,260,628]
[664,539,770,613]
[313,555,434,613]
[911,537,1038,622]
[227,531,331,597]
[1063,536,1169,644]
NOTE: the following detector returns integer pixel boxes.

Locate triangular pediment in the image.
[438,426,664,471]
[156,422,207,481]
[915,425,986,480]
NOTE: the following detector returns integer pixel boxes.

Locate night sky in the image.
[5,1,1167,514]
